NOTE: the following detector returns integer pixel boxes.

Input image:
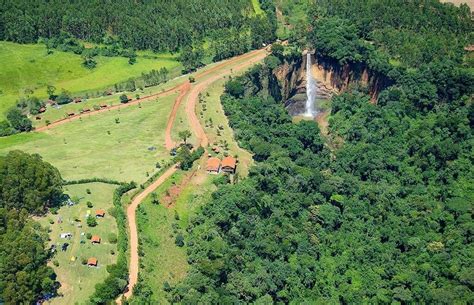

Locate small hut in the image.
[87,257,98,267]
[91,235,101,244]
[95,209,106,217]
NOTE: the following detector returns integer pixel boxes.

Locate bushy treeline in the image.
[0,151,63,304]
[169,2,473,301]
[0,0,275,56]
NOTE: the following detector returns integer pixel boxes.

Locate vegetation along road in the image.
[121,46,269,301]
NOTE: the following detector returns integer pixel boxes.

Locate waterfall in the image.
[304,53,317,117]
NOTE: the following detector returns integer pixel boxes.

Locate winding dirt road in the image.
[117,47,269,303]
[122,165,177,300]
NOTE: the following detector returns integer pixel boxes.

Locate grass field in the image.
[197,76,254,176]
[0,41,181,119]
[135,167,217,304]
[37,182,118,305]
[0,94,177,183]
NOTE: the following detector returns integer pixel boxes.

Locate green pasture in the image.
[32,74,187,129]
[134,168,216,304]
[0,41,180,119]
[0,94,177,183]
[38,183,118,305]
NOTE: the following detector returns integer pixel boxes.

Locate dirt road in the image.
[122,165,177,300]
[184,51,268,148]
[35,84,181,132]
[163,48,267,150]
[164,82,191,150]
[119,47,268,303]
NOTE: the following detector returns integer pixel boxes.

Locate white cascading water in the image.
[304,52,317,117]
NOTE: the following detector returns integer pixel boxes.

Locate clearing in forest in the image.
[37,183,118,305]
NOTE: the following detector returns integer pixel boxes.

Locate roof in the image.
[88,257,98,265]
[206,157,221,172]
[91,235,101,243]
[96,209,105,216]
[221,156,237,169]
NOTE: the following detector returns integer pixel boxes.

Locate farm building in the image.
[96,209,106,217]
[91,235,101,244]
[87,257,98,267]
[221,156,237,174]
[206,157,221,174]
[38,107,46,113]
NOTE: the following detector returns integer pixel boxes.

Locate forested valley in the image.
[168,0,474,303]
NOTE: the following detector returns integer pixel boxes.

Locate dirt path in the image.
[35,85,181,132]
[119,47,269,303]
[184,51,268,148]
[164,82,191,150]
[122,165,177,300]
[163,48,267,150]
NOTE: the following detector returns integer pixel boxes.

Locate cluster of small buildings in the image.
[206,156,237,174]
[57,209,107,268]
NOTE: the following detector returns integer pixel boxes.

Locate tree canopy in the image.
[169,1,473,302]
[0,151,63,304]
[0,150,63,214]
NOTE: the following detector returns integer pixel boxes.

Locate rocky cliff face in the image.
[274,54,390,116]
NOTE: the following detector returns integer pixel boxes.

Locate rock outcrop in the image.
[273,53,391,116]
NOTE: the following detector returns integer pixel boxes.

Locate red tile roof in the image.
[87,257,98,266]
[95,209,105,217]
[221,156,236,169]
[206,157,221,172]
[91,235,101,243]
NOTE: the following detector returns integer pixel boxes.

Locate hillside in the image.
[0,41,180,119]
[0,0,472,304]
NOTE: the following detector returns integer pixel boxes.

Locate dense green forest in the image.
[0,151,63,304]
[170,0,473,303]
[0,0,275,57]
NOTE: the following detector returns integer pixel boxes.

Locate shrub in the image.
[175,234,185,247]
[108,233,118,244]
[87,215,97,227]
[87,201,93,208]
[86,188,91,194]
[86,233,92,239]
[81,257,87,265]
